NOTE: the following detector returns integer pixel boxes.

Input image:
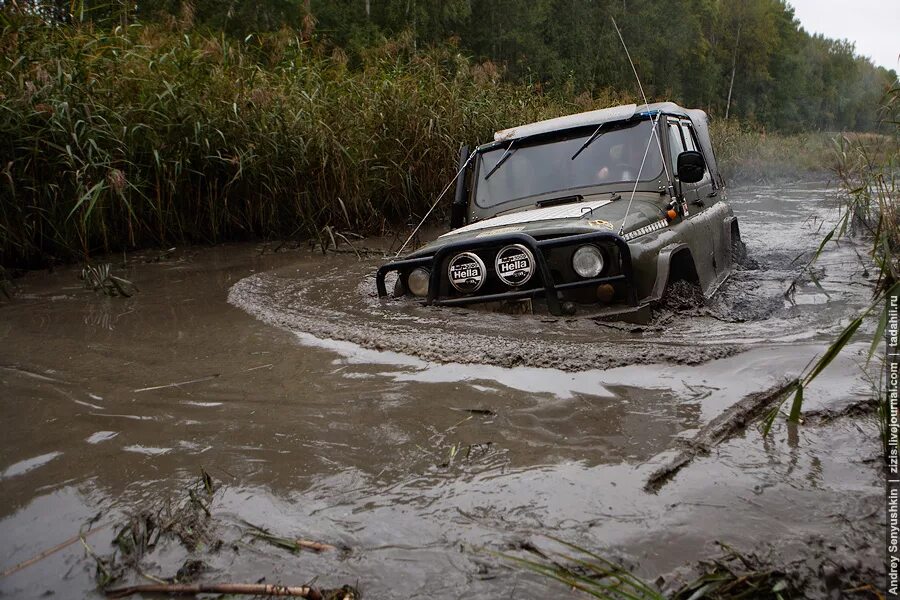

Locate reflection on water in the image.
[1,452,63,480]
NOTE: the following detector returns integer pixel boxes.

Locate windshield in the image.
[474,119,663,208]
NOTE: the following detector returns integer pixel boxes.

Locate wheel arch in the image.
[649,243,700,302]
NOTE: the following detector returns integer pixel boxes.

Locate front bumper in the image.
[375,232,637,316]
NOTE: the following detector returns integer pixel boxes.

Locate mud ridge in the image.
[227,271,741,372]
[644,380,796,492]
[802,396,879,424]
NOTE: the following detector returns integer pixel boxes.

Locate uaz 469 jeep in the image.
[376,102,741,321]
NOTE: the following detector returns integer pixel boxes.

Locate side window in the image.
[679,123,697,152]
[681,123,710,183]
[667,123,685,172]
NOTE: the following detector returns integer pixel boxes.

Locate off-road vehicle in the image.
[376,102,741,321]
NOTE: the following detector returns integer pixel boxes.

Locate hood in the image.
[408,192,666,257]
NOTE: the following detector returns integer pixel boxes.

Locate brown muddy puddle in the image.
[0,182,885,598]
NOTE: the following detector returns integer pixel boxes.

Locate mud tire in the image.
[659,278,705,311]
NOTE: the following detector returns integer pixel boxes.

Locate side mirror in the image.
[676,150,705,184]
[450,145,470,229]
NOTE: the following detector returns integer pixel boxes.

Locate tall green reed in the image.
[0,15,624,266]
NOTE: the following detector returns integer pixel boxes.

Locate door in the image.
[679,122,715,210]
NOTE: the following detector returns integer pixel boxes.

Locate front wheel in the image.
[659,278,705,311]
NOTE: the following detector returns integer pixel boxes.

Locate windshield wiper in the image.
[570,123,605,160]
[484,140,517,180]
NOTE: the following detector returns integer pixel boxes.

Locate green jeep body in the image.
[376,102,741,320]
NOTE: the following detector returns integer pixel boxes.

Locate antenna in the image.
[395,152,476,257]
[619,112,662,236]
[610,16,673,236]
[611,16,649,112]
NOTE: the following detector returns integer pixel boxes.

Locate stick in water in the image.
[1,525,108,579]
[296,539,337,552]
[133,374,219,393]
[105,582,357,599]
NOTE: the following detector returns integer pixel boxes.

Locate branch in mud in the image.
[311,225,383,259]
[644,380,796,493]
[105,582,359,599]
[242,521,342,554]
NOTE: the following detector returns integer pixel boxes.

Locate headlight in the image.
[572,245,605,278]
[407,267,430,297]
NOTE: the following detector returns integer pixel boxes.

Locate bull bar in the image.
[375,232,636,316]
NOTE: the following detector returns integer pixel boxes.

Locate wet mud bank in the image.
[0,182,887,598]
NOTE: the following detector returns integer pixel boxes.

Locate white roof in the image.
[494,104,637,142]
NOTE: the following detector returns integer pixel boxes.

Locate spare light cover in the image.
[494,244,535,287]
[448,252,486,293]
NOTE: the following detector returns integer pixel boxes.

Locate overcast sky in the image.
[788,0,899,71]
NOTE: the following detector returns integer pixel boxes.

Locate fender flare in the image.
[649,243,699,302]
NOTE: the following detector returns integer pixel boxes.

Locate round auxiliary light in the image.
[447,252,486,293]
[572,245,605,278]
[407,267,430,297]
[494,244,535,287]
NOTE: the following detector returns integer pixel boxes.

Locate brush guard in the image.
[375,232,637,316]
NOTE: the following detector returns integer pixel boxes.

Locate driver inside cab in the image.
[596,139,644,182]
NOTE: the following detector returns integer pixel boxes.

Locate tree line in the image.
[43,0,892,132]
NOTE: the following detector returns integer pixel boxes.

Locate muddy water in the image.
[0,182,885,598]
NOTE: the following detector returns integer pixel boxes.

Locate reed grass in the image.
[497,538,663,600]
[0,14,629,266]
[81,262,136,296]
[0,11,846,268]
[710,119,837,183]
[499,537,793,599]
